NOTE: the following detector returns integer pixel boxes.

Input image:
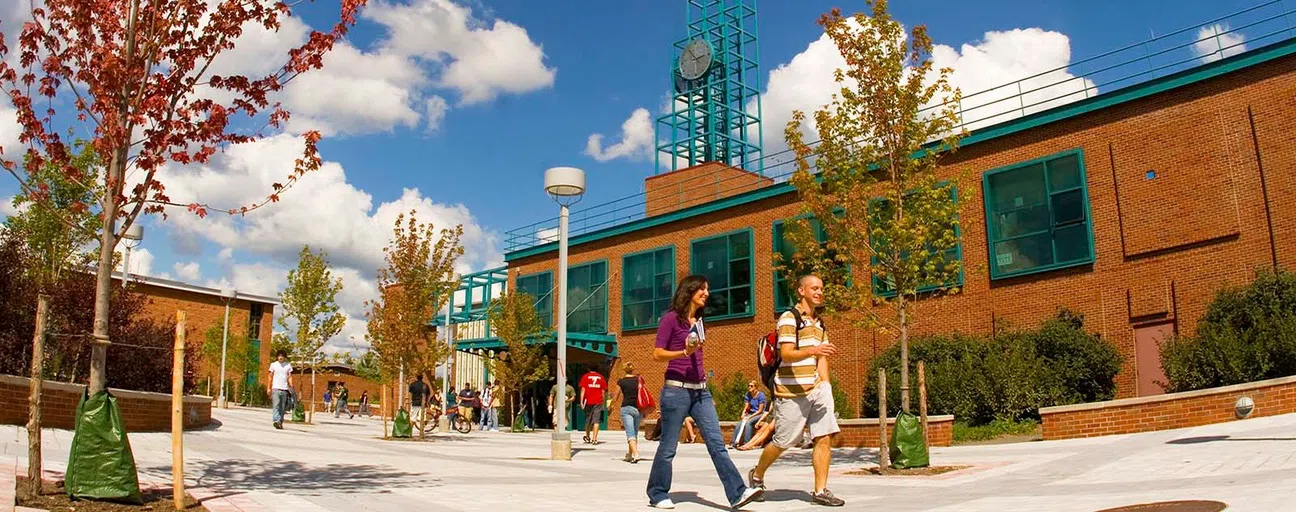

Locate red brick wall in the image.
[508,50,1296,410]
[641,415,954,448]
[1040,375,1296,440]
[645,162,775,217]
[0,375,212,432]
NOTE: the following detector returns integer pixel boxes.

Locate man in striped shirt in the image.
[747,274,845,507]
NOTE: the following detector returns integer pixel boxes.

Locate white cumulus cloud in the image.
[114,247,155,277]
[424,95,450,134]
[584,108,655,163]
[1193,23,1247,63]
[173,261,203,282]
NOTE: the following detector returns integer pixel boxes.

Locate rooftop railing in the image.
[505,1,1296,254]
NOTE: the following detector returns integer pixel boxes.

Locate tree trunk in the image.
[878,370,889,469]
[25,294,49,497]
[898,296,910,414]
[89,184,120,395]
[918,360,928,442]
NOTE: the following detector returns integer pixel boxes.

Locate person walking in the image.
[323,388,333,414]
[646,274,763,510]
[334,382,354,418]
[579,367,608,444]
[487,381,503,431]
[445,385,458,424]
[478,382,493,430]
[612,363,646,463]
[358,391,372,417]
[733,381,768,449]
[548,379,575,430]
[409,375,431,430]
[268,351,293,429]
[748,274,845,507]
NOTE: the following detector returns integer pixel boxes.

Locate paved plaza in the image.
[4,408,1296,511]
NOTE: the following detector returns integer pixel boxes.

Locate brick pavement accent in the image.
[1040,375,1296,440]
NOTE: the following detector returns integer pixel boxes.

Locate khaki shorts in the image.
[771,382,841,449]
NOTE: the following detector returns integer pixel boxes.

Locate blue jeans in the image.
[736,414,762,446]
[646,387,748,506]
[487,408,500,430]
[271,389,289,424]
[620,406,642,439]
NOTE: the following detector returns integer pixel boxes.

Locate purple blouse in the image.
[655,310,705,383]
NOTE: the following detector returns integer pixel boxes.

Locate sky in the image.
[0,0,1278,354]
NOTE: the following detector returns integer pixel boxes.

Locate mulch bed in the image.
[845,465,970,476]
[17,478,209,512]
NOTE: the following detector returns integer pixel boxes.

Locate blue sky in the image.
[0,0,1279,352]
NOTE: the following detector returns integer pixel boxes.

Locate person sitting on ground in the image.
[737,413,775,451]
[682,416,699,443]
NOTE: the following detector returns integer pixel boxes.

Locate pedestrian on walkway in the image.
[268,351,293,430]
[548,379,575,430]
[334,382,355,419]
[358,391,372,417]
[646,274,763,510]
[323,388,333,414]
[579,366,608,444]
[409,375,431,430]
[486,381,502,431]
[479,382,493,430]
[445,385,458,424]
[612,363,646,463]
[748,274,845,507]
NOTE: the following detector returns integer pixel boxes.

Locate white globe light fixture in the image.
[218,287,237,408]
[544,166,585,461]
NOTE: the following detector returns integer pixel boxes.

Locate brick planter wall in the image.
[1040,375,1296,440]
[0,374,213,432]
[641,415,954,448]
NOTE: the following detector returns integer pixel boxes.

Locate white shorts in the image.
[771,382,841,449]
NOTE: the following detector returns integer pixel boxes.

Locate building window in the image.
[245,339,261,387]
[872,185,964,297]
[690,229,754,319]
[248,303,263,341]
[516,271,554,329]
[772,218,828,311]
[567,261,608,333]
[983,150,1094,279]
[622,246,676,331]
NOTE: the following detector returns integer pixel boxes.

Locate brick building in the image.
[115,271,279,399]
[456,35,1296,429]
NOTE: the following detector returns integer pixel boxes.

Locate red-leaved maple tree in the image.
[0,0,367,398]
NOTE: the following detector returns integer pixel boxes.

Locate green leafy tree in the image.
[352,350,383,383]
[278,246,346,422]
[5,143,101,497]
[783,1,965,414]
[270,332,293,363]
[486,291,549,427]
[201,325,257,401]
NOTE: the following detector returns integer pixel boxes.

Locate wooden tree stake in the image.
[172,311,187,510]
[918,360,929,442]
[878,370,889,468]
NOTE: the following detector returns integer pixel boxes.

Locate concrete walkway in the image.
[5,407,1296,511]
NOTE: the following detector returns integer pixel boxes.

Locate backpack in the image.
[757,308,826,393]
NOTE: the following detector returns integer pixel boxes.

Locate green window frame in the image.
[622,246,676,331]
[690,229,754,320]
[771,217,828,312]
[248,303,263,341]
[871,185,964,297]
[516,271,554,330]
[983,149,1095,279]
[567,260,609,333]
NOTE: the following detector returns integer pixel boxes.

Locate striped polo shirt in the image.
[773,310,826,398]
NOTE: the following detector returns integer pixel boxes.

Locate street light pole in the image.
[545,166,585,461]
[440,303,453,433]
[217,288,237,408]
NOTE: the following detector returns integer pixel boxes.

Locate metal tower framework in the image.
[655,0,763,174]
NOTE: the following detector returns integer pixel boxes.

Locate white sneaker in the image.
[651,498,676,509]
[731,487,764,509]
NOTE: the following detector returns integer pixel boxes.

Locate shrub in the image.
[829,375,855,419]
[862,310,1121,425]
[1160,268,1296,392]
[708,372,749,421]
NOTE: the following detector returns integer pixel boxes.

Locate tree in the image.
[366,210,463,436]
[352,350,383,383]
[270,332,293,364]
[782,1,965,414]
[200,325,257,402]
[278,246,345,423]
[486,291,549,429]
[5,143,100,497]
[0,0,367,497]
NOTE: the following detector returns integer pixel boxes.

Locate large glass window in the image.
[871,185,963,297]
[247,303,263,341]
[983,150,1094,279]
[622,247,675,330]
[567,261,608,333]
[772,218,828,311]
[690,230,753,319]
[516,271,554,329]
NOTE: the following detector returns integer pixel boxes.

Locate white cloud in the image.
[281,44,429,136]
[424,95,450,134]
[584,108,654,162]
[173,261,202,282]
[756,24,1095,157]
[364,0,556,105]
[536,227,557,243]
[114,247,155,277]
[1193,23,1247,63]
[0,195,20,217]
[0,104,20,159]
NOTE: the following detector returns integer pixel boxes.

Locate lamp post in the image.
[439,274,458,433]
[217,287,237,408]
[545,166,585,461]
[121,224,144,288]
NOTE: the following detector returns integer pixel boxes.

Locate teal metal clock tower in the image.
[655,0,763,174]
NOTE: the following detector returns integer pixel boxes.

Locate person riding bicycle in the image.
[457,383,476,425]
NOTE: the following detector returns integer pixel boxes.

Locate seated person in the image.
[682,416,699,443]
[736,413,775,451]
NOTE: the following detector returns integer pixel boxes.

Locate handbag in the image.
[636,375,656,409]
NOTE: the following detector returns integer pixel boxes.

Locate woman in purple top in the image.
[646,275,763,510]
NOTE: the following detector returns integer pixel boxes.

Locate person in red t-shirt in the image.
[579,366,608,444]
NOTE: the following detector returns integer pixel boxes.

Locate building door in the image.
[1135,322,1174,396]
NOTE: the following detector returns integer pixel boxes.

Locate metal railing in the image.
[505,1,1296,254]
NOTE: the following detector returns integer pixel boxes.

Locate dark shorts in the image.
[584,404,605,428]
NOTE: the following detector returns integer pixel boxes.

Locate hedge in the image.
[862,309,1122,425]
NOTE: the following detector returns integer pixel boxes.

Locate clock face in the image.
[678,38,713,81]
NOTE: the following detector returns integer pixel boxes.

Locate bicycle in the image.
[452,407,473,433]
